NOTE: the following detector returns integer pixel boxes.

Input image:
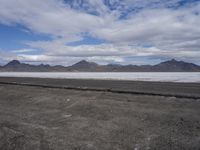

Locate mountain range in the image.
[0,59,200,72]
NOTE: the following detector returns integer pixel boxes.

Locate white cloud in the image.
[12,48,37,53]
[10,43,200,65]
[95,4,200,48]
[0,0,109,38]
[0,50,18,64]
[0,0,200,64]
[17,54,125,66]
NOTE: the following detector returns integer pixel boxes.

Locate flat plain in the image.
[0,77,200,150]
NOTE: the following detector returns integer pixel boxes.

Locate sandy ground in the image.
[0,78,200,150]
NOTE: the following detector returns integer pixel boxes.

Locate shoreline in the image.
[0,72,200,83]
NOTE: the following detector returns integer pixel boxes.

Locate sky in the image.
[0,0,200,66]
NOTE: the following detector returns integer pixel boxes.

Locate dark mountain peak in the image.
[78,60,89,64]
[165,59,178,63]
[70,60,99,71]
[72,60,98,67]
[154,59,200,71]
[169,59,178,62]
[81,60,88,62]
[158,59,181,65]
[77,60,92,64]
[107,63,122,67]
[159,59,198,66]
[6,60,21,66]
[39,64,50,67]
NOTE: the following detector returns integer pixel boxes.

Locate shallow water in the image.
[0,72,200,83]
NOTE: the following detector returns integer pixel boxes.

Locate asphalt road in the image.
[0,77,200,98]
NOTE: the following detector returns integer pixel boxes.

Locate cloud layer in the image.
[0,0,200,65]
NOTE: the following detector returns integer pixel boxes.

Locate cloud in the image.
[0,50,18,64]
[27,39,172,58]
[12,48,38,53]
[17,54,125,66]
[0,0,200,64]
[120,0,183,9]
[95,4,200,46]
[11,43,200,65]
[0,0,109,38]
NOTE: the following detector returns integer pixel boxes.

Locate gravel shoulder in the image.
[0,78,200,150]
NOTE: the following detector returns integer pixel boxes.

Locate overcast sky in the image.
[0,0,200,65]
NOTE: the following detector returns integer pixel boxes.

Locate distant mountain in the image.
[1,60,67,72]
[5,60,21,67]
[152,59,200,72]
[68,60,99,71]
[0,59,200,72]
